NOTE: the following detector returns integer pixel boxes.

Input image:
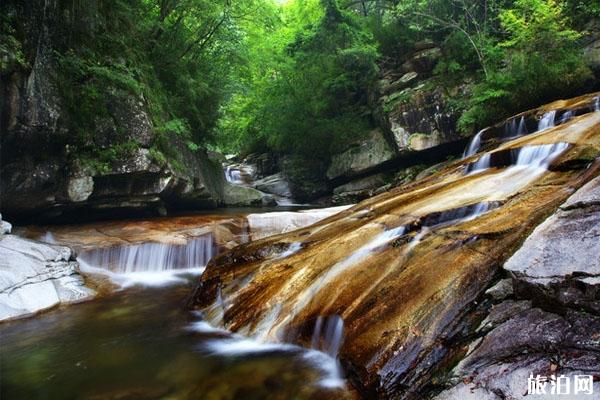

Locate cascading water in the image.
[79,234,214,273]
[538,110,556,131]
[594,96,600,112]
[78,234,214,287]
[467,153,492,171]
[463,129,484,157]
[311,315,344,357]
[225,166,243,184]
[560,110,573,124]
[504,116,527,137]
[467,142,569,174]
[515,142,569,168]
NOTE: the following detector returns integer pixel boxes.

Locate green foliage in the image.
[0,13,27,74]
[218,0,379,161]
[459,0,592,131]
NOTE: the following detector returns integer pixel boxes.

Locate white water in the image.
[594,96,600,112]
[515,142,569,167]
[225,166,243,184]
[560,110,573,124]
[463,129,484,157]
[79,234,213,273]
[538,110,556,131]
[311,315,344,357]
[468,142,568,174]
[189,317,345,388]
[78,234,213,287]
[468,153,492,171]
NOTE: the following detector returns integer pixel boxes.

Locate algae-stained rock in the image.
[326,129,395,180]
[504,175,600,314]
[192,96,600,398]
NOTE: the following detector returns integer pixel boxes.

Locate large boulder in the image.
[253,173,292,198]
[326,129,395,180]
[0,234,94,321]
[222,183,276,207]
[436,306,600,399]
[504,175,600,314]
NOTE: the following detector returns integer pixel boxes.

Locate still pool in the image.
[0,275,355,400]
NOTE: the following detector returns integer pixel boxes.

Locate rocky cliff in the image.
[0,0,227,223]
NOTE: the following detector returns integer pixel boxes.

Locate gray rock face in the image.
[326,129,395,180]
[222,183,276,207]
[253,173,292,198]
[331,173,388,205]
[0,0,226,223]
[504,175,600,313]
[484,278,514,301]
[0,234,94,321]
[436,306,600,400]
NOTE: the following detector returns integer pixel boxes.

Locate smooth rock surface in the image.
[0,234,94,321]
[222,183,276,207]
[504,175,600,313]
[253,173,293,198]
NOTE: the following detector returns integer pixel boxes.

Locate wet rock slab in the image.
[192,101,600,399]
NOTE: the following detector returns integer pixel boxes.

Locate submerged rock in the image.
[0,233,94,321]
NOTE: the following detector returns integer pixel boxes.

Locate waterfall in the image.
[463,129,484,158]
[467,142,568,174]
[467,153,492,172]
[595,96,600,112]
[225,166,243,184]
[504,116,527,137]
[79,234,214,273]
[515,142,569,168]
[517,116,528,135]
[311,315,344,357]
[538,111,556,131]
[559,110,573,124]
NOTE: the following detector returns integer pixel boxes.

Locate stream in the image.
[0,211,351,399]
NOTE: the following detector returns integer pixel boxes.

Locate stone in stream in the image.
[254,173,293,198]
[190,93,600,399]
[0,233,94,321]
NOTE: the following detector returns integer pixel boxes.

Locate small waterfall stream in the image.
[537,110,556,131]
[463,99,600,158]
[79,234,214,273]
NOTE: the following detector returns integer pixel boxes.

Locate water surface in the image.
[0,275,355,400]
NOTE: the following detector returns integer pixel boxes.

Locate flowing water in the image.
[2,209,358,399]
[537,110,556,131]
[0,277,353,399]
